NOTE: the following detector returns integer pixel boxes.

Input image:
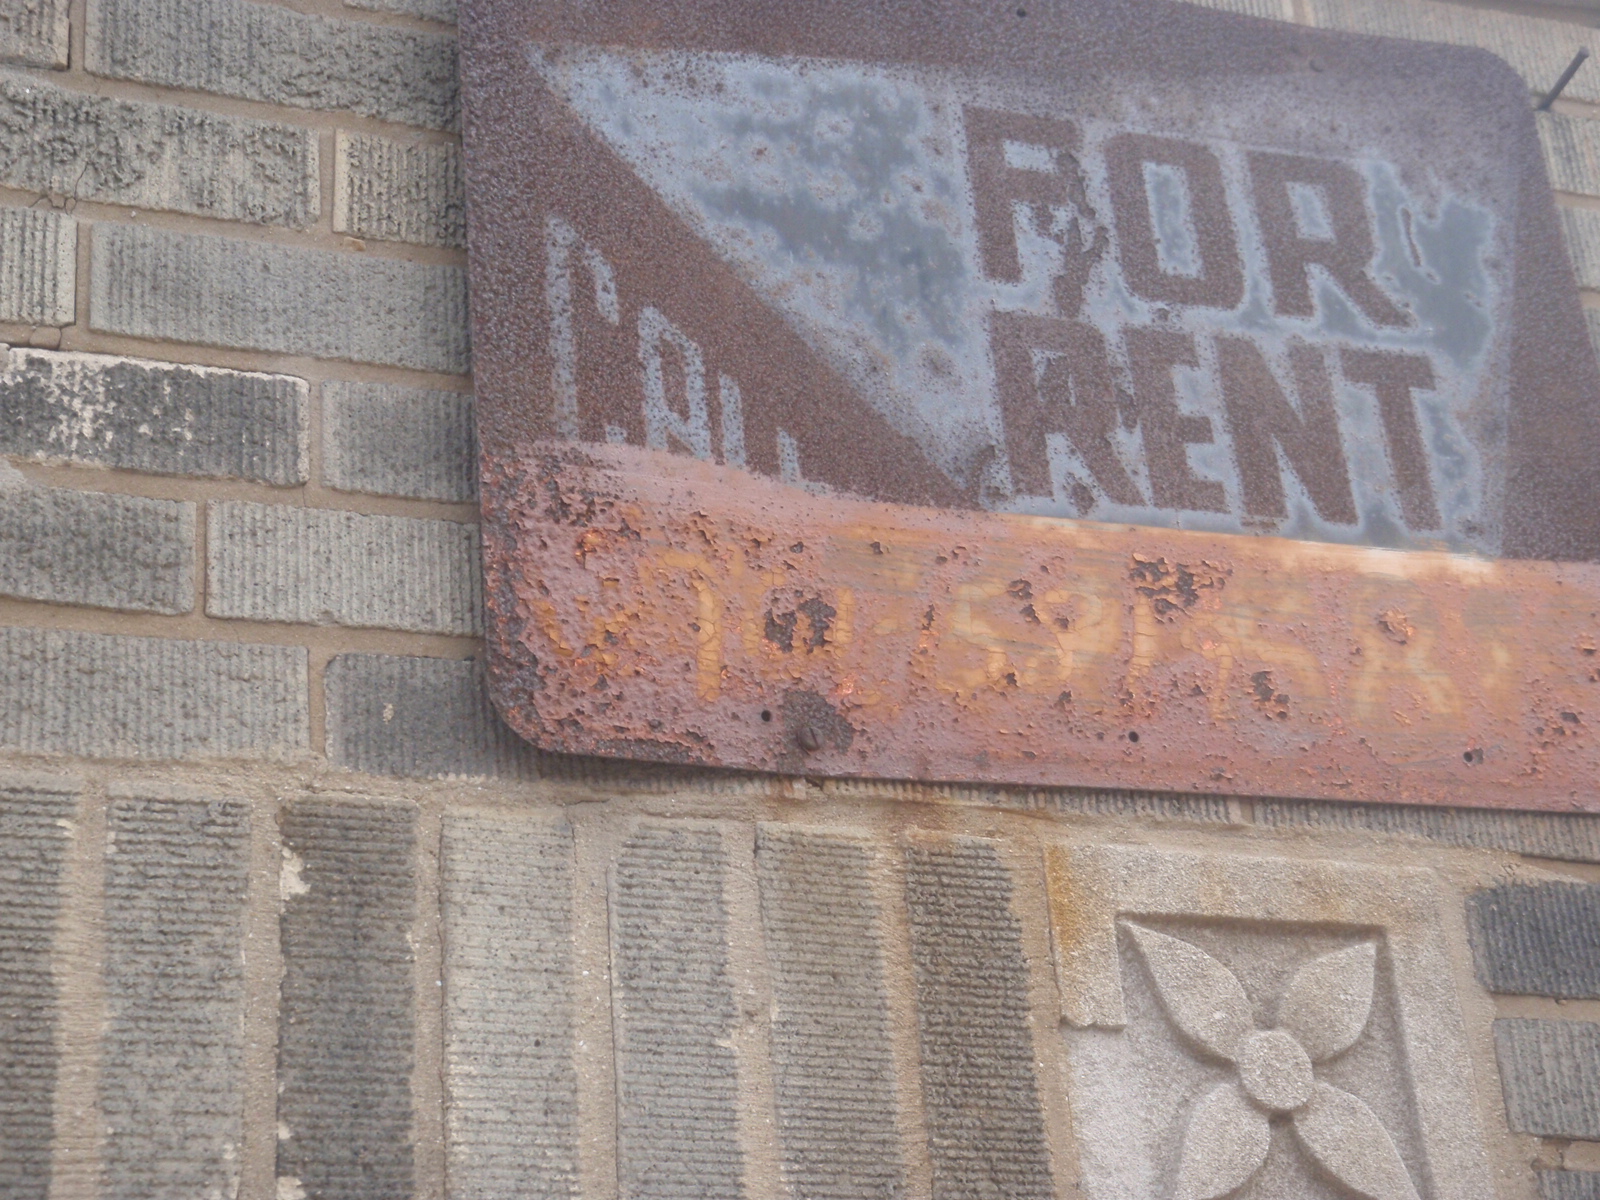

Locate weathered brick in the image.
[102,791,250,1200]
[1587,309,1600,367]
[0,627,308,759]
[612,824,743,1200]
[1561,207,1600,290]
[91,225,469,374]
[334,133,464,249]
[0,73,318,227]
[86,0,457,130]
[0,773,75,1200]
[757,826,906,1200]
[0,478,194,614]
[322,381,475,502]
[442,813,578,1200]
[1176,0,1291,18]
[324,654,537,779]
[1469,883,1600,999]
[344,0,454,24]
[207,501,481,635]
[0,0,67,68]
[0,347,308,484]
[278,798,416,1200]
[1543,1172,1600,1200]
[1540,112,1600,199]
[1,206,74,327]
[1495,1019,1600,1139]
[904,839,1053,1200]
[1248,797,1600,863]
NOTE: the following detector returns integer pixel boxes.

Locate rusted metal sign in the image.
[461,0,1600,809]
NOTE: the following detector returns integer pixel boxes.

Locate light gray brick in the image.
[0,347,308,484]
[1469,883,1600,999]
[0,478,194,614]
[207,501,481,635]
[322,381,475,502]
[1562,207,1600,290]
[0,626,308,759]
[442,813,578,1200]
[0,73,317,226]
[87,0,457,130]
[1248,797,1600,863]
[278,798,416,1200]
[0,773,75,1200]
[1587,309,1600,367]
[612,824,743,1200]
[102,792,250,1200]
[904,839,1053,1200]
[345,0,453,22]
[1175,0,1291,18]
[324,654,537,779]
[91,225,469,374]
[1543,1173,1600,1200]
[334,132,463,249]
[1,206,74,327]
[1495,1019,1600,1139]
[1540,112,1600,199]
[0,0,67,68]
[757,826,905,1200]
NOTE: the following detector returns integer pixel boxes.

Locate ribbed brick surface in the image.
[344,0,454,25]
[207,502,481,635]
[1248,798,1600,863]
[91,224,470,374]
[1560,206,1600,290]
[102,792,250,1200]
[334,133,464,249]
[1543,1172,1600,1200]
[1495,1019,1600,1139]
[0,0,67,68]
[1540,112,1600,199]
[442,813,579,1200]
[1,206,74,326]
[322,381,476,502]
[278,799,417,1200]
[1469,883,1600,998]
[1177,0,1291,17]
[0,347,308,484]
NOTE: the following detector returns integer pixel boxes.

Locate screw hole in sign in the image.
[761,709,773,723]
[1128,731,1141,744]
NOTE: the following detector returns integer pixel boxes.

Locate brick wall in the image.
[2,0,1600,1198]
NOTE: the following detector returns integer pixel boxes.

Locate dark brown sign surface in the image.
[461,0,1600,809]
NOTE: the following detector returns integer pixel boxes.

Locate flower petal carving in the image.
[1279,943,1377,1062]
[1125,923,1254,1060]
[1292,1082,1421,1200]
[1173,1083,1271,1200]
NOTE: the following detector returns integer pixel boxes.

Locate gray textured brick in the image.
[102,792,250,1200]
[324,654,536,779]
[334,133,463,249]
[442,813,578,1200]
[1540,112,1600,199]
[86,0,457,130]
[612,824,743,1200]
[207,501,481,635]
[1469,883,1600,999]
[757,826,905,1200]
[322,381,475,502]
[90,224,469,374]
[0,347,308,484]
[1587,309,1600,368]
[0,626,308,759]
[1495,1019,1600,1139]
[1562,207,1600,290]
[278,798,416,1200]
[1543,1172,1600,1200]
[0,774,75,1200]
[1175,0,1290,18]
[1,206,74,327]
[0,479,194,614]
[345,0,453,23]
[904,839,1053,1200]
[1248,797,1600,863]
[0,0,67,68]
[0,73,317,226]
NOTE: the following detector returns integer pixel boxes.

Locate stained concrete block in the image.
[90,224,469,374]
[1540,112,1600,199]
[1543,1172,1600,1200]
[102,792,250,1200]
[334,133,464,249]
[278,798,417,1200]
[1248,798,1600,864]
[324,654,537,779]
[0,347,308,484]
[322,381,476,502]
[207,501,481,635]
[0,626,309,759]
[1561,207,1600,290]
[612,824,743,1200]
[904,839,1054,1200]
[1469,883,1600,999]
[1495,1019,1600,1139]
[0,0,68,67]
[0,478,194,614]
[86,0,457,129]
[442,813,579,1200]
[757,826,906,1200]
[1,206,74,327]
[0,774,75,1200]
[344,0,454,25]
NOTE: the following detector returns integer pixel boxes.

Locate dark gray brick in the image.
[334,133,464,249]
[322,381,475,502]
[442,813,578,1200]
[0,0,68,67]
[86,0,457,130]
[102,792,250,1200]
[0,479,194,614]
[1495,1019,1600,1139]
[1543,1173,1600,1200]
[1,206,74,326]
[612,824,743,1200]
[278,798,417,1200]
[1469,883,1600,998]
[91,224,469,374]
[757,826,905,1200]
[904,839,1053,1200]
[1249,798,1600,864]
